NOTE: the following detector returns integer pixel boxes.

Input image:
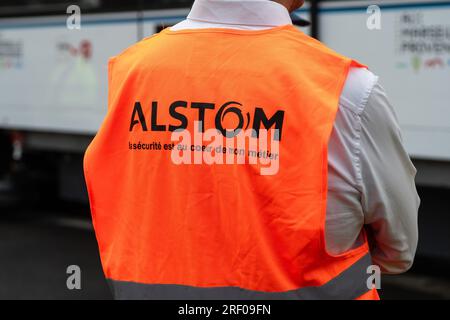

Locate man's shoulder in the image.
[280,28,379,111]
[340,68,379,115]
[282,27,352,61]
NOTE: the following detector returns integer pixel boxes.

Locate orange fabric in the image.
[84,25,373,298]
[356,288,380,300]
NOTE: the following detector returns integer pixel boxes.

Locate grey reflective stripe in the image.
[108,253,372,300]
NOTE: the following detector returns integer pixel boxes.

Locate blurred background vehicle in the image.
[0,0,449,299]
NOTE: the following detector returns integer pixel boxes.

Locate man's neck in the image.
[272,0,294,12]
[184,0,293,28]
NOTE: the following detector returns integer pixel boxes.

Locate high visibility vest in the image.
[84,24,379,300]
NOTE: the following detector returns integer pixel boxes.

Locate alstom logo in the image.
[129,100,285,141]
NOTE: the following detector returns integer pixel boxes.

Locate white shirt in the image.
[171,0,420,274]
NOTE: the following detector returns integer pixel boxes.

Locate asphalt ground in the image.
[0,208,111,300]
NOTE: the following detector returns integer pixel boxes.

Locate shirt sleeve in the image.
[357,82,420,274]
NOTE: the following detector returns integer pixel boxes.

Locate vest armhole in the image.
[320,58,371,261]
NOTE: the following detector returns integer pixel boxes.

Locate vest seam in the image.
[162,24,294,36]
[353,75,379,188]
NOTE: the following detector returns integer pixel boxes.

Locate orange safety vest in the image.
[84,24,379,300]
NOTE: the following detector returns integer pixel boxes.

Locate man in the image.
[84,0,419,300]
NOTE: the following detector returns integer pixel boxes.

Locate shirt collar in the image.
[187,0,292,27]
